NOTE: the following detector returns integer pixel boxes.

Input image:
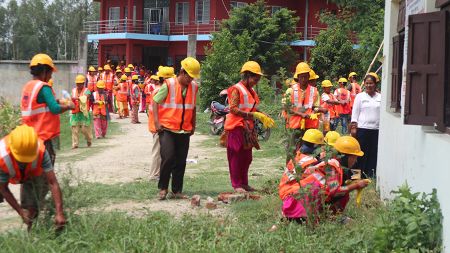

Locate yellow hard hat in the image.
[332,136,364,156]
[309,69,319,80]
[150,75,159,81]
[128,64,134,69]
[321,80,333,88]
[124,67,131,73]
[158,66,175,79]
[104,65,111,71]
[116,69,122,73]
[324,131,341,145]
[338,77,348,83]
[240,61,264,76]
[98,66,103,71]
[348,72,357,79]
[132,75,139,81]
[8,125,39,163]
[116,66,121,70]
[181,57,201,78]
[30,53,57,72]
[48,79,54,87]
[75,74,86,84]
[120,74,128,81]
[294,62,311,78]
[88,66,96,72]
[302,129,324,145]
[96,80,106,89]
[368,72,380,82]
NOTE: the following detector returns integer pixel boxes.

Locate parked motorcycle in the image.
[209,90,271,141]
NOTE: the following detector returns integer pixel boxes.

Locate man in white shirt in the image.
[350,74,381,178]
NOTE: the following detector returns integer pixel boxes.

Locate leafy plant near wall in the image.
[0,97,21,138]
[373,184,443,252]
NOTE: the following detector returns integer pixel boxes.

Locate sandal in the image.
[172,192,189,199]
[158,189,168,200]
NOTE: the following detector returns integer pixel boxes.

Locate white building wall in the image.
[379,1,450,251]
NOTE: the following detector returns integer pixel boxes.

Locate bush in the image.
[373,184,443,252]
[0,97,21,138]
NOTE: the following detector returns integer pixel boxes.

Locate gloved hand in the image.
[309,113,319,120]
[253,112,275,129]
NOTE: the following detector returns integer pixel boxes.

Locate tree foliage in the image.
[318,0,385,77]
[199,0,299,109]
[0,0,98,60]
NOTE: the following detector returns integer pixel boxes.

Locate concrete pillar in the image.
[187,34,197,58]
[128,0,133,32]
[189,0,195,24]
[77,32,88,74]
[98,42,103,67]
[126,40,133,64]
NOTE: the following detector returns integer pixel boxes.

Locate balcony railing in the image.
[84,19,357,43]
[83,19,221,36]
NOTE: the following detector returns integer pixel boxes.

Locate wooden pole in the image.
[365,41,384,77]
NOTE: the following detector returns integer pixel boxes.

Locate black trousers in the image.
[44,140,56,167]
[356,128,379,178]
[158,130,190,193]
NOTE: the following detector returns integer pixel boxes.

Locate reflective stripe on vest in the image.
[298,155,315,168]
[21,81,51,117]
[0,140,15,178]
[292,84,315,109]
[235,83,255,109]
[160,78,196,109]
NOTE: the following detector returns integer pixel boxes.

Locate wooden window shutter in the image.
[436,0,450,8]
[391,35,401,110]
[398,0,406,32]
[404,11,448,131]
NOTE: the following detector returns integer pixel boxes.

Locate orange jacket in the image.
[321,93,339,119]
[224,82,260,131]
[71,87,89,114]
[101,72,114,91]
[144,84,153,103]
[0,136,46,184]
[92,92,107,116]
[334,88,352,115]
[158,78,198,132]
[350,82,362,107]
[288,84,319,129]
[116,82,129,102]
[86,74,98,92]
[21,80,60,141]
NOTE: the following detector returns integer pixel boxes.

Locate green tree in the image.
[310,24,358,82]
[199,0,299,109]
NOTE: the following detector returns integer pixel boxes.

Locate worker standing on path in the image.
[224,61,275,193]
[286,62,321,159]
[334,78,352,134]
[92,80,109,139]
[124,67,133,112]
[152,57,200,200]
[148,67,172,181]
[100,65,114,113]
[70,75,92,149]
[113,68,123,114]
[115,75,129,119]
[348,72,361,108]
[86,66,98,93]
[0,125,66,231]
[144,75,158,114]
[130,75,141,124]
[21,53,74,166]
[321,80,340,133]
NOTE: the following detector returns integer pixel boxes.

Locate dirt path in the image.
[0,113,221,232]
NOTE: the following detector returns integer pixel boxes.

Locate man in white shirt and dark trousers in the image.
[350,73,381,178]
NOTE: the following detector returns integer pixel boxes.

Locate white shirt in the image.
[351,92,381,130]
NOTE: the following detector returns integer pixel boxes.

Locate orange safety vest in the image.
[335,88,351,115]
[321,93,339,119]
[116,82,129,102]
[288,84,319,129]
[92,92,107,116]
[21,80,60,141]
[148,86,161,133]
[130,84,141,103]
[86,74,97,92]
[71,87,89,114]
[159,78,198,132]
[144,84,153,103]
[350,82,361,108]
[101,72,114,91]
[224,82,260,131]
[286,152,318,173]
[278,159,343,201]
[0,136,46,184]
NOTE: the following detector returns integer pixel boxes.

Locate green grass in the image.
[0,114,391,252]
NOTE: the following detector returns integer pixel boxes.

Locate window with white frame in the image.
[108,7,120,32]
[230,1,247,9]
[176,2,189,24]
[195,0,210,24]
